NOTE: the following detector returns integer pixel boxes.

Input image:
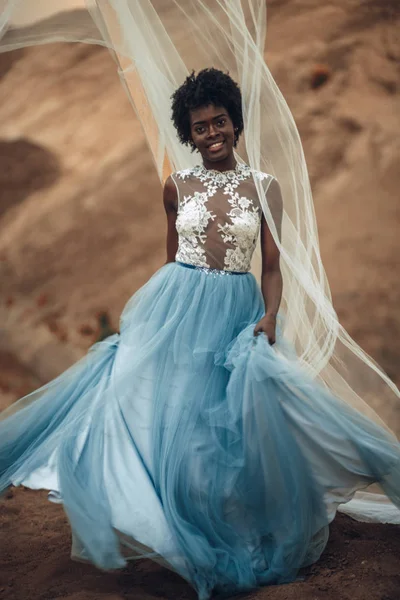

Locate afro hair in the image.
[171,68,244,151]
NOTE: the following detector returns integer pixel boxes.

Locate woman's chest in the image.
[176,190,261,244]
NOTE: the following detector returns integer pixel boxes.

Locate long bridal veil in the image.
[0,1,399,522]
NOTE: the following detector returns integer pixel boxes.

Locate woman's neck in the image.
[202,154,236,172]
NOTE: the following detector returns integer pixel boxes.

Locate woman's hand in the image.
[254,315,276,345]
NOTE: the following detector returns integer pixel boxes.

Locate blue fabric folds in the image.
[1,262,399,600]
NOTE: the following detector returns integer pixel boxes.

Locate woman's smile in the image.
[208,140,225,153]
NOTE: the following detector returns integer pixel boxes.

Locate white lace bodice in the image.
[171,163,273,272]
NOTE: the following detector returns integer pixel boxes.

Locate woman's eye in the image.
[195,127,205,134]
[217,119,226,126]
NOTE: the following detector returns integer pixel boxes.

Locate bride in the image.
[0,3,399,600]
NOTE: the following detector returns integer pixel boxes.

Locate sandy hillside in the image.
[0,1,399,599]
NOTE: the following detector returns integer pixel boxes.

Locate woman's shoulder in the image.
[170,166,197,181]
[248,169,278,195]
[249,168,276,183]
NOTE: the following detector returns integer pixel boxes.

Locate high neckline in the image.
[199,162,242,175]
[196,163,251,177]
[190,163,252,187]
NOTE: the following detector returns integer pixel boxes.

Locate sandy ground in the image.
[0,1,399,599]
[1,488,400,600]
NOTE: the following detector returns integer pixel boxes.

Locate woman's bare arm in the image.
[254,178,283,343]
[163,176,179,264]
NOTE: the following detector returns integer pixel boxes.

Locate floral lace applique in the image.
[218,192,261,272]
[176,167,194,180]
[193,163,252,190]
[175,191,216,268]
[174,164,264,272]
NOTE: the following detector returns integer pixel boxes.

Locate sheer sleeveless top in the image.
[171,163,274,272]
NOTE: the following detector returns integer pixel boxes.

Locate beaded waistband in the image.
[176,261,248,276]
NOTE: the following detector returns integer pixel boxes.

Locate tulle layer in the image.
[1,262,400,600]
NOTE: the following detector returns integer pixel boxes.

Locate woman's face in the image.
[189,104,235,164]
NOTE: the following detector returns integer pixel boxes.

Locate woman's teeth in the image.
[209,141,224,151]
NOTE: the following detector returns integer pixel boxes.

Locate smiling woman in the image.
[171,68,244,172]
[0,2,400,600]
[190,105,236,166]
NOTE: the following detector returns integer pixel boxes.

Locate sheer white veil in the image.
[0,2,399,520]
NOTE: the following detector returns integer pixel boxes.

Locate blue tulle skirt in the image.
[1,262,400,600]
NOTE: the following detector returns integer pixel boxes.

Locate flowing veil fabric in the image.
[0,1,399,523]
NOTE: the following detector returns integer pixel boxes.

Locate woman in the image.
[1,67,400,600]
